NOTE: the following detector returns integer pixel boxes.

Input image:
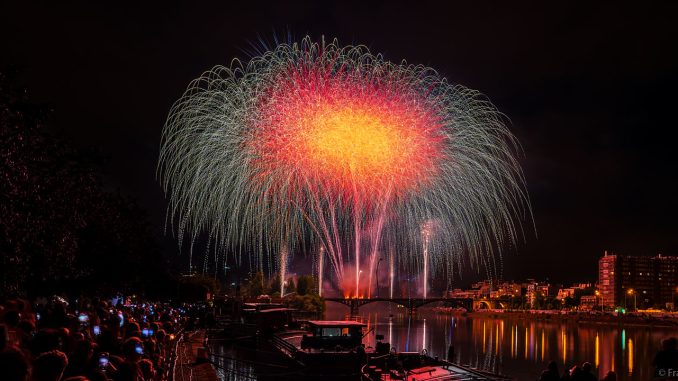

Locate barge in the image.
[211,302,513,380]
[269,320,513,380]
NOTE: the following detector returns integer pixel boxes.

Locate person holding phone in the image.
[122,337,145,362]
[98,352,109,369]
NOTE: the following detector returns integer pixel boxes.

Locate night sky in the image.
[2,2,677,285]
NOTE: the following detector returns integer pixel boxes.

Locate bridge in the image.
[324,297,474,315]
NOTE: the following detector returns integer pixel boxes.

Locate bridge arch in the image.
[474,300,493,310]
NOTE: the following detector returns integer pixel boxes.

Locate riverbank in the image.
[433,307,678,327]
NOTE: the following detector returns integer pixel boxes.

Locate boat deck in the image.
[366,364,512,380]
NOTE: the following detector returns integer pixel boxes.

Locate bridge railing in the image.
[323,297,474,311]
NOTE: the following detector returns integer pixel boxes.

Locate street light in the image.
[627,289,637,311]
[594,290,601,311]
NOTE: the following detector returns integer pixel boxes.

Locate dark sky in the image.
[2,2,677,285]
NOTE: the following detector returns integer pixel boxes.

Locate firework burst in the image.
[159,36,530,296]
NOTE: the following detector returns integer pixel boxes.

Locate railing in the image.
[167,331,183,381]
[270,334,299,359]
[166,328,188,381]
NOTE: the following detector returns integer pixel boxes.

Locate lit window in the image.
[323,328,342,337]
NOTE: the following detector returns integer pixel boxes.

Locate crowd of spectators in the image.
[0,295,196,381]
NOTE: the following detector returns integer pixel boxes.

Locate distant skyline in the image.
[1,2,677,284]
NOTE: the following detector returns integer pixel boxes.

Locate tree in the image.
[510,295,527,309]
[533,293,546,309]
[296,275,315,296]
[285,277,296,294]
[563,296,577,309]
[0,71,173,297]
[543,297,559,310]
[267,274,281,295]
[244,272,265,297]
[178,275,219,302]
[289,294,325,313]
[1,72,96,293]
[0,73,171,295]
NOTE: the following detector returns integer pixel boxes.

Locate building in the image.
[598,253,617,307]
[469,280,492,299]
[490,281,523,299]
[557,288,576,300]
[579,295,598,311]
[599,251,678,309]
[525,280,554,307]
[556,283,592,301]
[656,255,678,310]
[447,288,480,299]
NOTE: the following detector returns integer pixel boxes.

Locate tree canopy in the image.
[0,72,172,297]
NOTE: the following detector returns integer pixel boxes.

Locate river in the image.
[211,302,676,380]
[325,302,675,381]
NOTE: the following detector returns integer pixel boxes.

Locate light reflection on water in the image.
[326,302,675,381]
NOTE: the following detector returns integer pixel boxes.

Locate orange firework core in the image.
[252,72,443,200]
[298,102,424,185]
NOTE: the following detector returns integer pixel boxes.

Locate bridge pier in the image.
[349,299,360,316]
[407,304,417,315]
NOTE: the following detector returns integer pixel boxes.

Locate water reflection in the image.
[326,303,674,381]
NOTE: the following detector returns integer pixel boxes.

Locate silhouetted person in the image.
[31,350,68,381]
[113,361,142,381]
[4,310,21,328]
[95,326,119,354]
[63,339,95,378]
[538,361,559,381]
[0,347,30,381]
[85,369,108,381]
[356,344,367,370]
[17,320,35,347]
[30,329,63,357]
[138,359,156,381]
[653,337,678,377]
[580,362,597,381]
[121,337,143,363]
[0,324,8,351]
[601,371,616,381]
[569,365,583,381]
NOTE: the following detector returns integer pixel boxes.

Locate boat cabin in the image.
[300,320,366,350]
